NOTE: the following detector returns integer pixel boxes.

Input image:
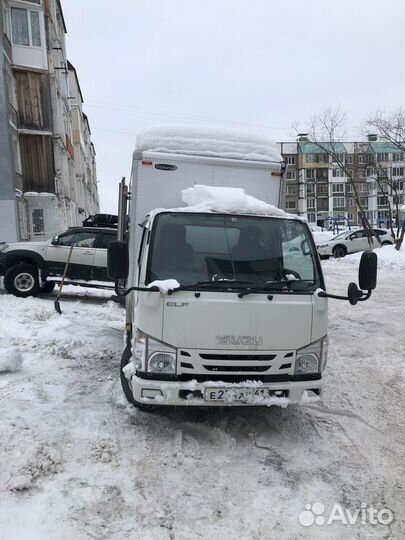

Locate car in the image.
[317,228,394,259]
[0,227,118,297]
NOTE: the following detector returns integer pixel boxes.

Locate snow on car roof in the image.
[135,126,283,163]
[148,185,302,221]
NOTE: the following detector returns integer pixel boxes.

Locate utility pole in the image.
[0,2,19,241]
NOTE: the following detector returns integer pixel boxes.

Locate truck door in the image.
[93,231,117,281]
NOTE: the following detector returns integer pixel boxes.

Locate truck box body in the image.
[130,150,285,253]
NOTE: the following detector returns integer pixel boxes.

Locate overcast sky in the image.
[62,0,405,214]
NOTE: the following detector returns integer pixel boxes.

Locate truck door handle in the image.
[83,250,93,255]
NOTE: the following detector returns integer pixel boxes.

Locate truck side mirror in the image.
[358,251,377,291]
[108,241,129,279]
[51,235,59,245]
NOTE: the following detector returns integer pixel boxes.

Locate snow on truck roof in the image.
[135,127,283,163]
[149,185,302,221]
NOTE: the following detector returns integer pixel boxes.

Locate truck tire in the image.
[40,281,56,294]
[333,245,347,258]
[4,263,40,298]
[120,346,157,411]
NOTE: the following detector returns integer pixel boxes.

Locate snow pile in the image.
[312,230,335,245]
[136,126,282,162]
[148,279,180,294]
[9,444,63,491]
[0,347,23,372]
[24,192,56,197]
[333,245,405,272]
[181,185,288,217]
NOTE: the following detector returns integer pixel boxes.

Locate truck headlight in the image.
[133,329,146,371]
[148,351,176,373]
[132,330,177,374]
[295,336,328,375]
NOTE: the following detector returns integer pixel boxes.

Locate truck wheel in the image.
[4,263,40,297]
[333,245,347,258]
[120,346,157,411]
[40,281,56,294]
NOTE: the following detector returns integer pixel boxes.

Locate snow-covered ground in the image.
[0,248,404,540]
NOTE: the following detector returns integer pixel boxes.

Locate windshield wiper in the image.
[168,280,256,294]
[238,279,315,297]
[264,279,314,290]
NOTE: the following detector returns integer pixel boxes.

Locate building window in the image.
[12,135,22,174]
[307,183,315,194]
[286,171,296,180]
[377,195,389,206]
[317,184,328,195]
[306,169,315,180]
[11,6,42,47]
[286,156,296,165]
[305,153,328,164]
[307,198,315,209]
[346,183,353,193]
[32,208,44,234]
[317,199,328,210]
[359,183,369,193]
[393,152,404,161]
[347,198,354,207]
[332,169,345,178]
[285,201,296,210]
[333,197,345,208]
[347,213,354,222]
[286,185,296,195]
[332,153,345,163]
[358,155,367,164]
[307,213,316,223]
[359,169,366,178]
[377,153,389,162]
[345,155,354,164]
[332,183,344,193]
[359,197,368,207]
[392,167,404,177]
[367,167,376,177]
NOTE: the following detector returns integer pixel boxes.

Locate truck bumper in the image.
[130,375,322,407]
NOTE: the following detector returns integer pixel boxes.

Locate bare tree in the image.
[365,109,405,153]
[365,109,405,249]
[305,107,377,246]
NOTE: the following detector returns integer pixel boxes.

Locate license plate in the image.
[204,387,270,402]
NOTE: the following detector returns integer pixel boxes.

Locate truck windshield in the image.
[146,213,322,292]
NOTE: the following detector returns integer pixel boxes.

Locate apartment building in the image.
[280,135,404,228]
[0,0,99,242]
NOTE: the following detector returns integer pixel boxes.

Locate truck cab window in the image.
[146,212,321,290]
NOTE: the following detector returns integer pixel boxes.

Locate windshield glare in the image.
[146,213,322,291]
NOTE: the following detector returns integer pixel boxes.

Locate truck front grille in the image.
[203,365,269,372]
[199,354,276,361]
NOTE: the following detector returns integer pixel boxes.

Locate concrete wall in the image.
[0,4,19,241]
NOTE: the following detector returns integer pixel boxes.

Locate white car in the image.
[317,228,394,259]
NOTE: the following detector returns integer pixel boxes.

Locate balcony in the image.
[8,103,18,127]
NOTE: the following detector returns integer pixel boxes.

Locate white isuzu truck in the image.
[108,128,377,409]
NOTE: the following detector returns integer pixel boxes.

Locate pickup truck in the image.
[0,227,117,297]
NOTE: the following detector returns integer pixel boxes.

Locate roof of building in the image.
[298,142,347,154]
[368,142,403,154]
[56,0,67,33]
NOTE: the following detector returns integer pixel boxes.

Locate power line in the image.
[85,100,290,133]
